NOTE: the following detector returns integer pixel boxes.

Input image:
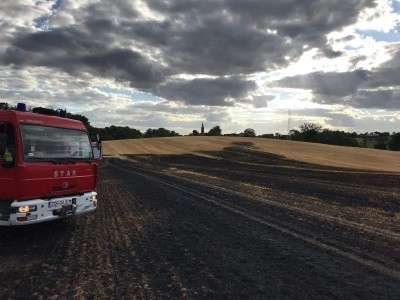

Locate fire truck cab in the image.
[0,104,98,225]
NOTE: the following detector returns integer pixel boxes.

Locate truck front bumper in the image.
[6,192,97,226]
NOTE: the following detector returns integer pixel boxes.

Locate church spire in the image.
[201,122,204,135]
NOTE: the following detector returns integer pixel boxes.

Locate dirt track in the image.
[1,140,400,298]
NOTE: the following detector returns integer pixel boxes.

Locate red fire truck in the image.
[0,104,100,225]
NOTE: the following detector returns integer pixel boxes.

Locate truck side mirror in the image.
[93,134,102,161]
[96,134,102,150]
[0,133,6,156]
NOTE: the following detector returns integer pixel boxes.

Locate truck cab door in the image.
[0,132,6,157]
[0,123,15,168]
[0,123,16,200]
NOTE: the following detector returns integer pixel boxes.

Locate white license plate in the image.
[48,199,66,209]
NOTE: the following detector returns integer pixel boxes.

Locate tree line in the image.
[192,123,400,151]
[30,107,181,140]
[0,103,180,141]
[1,102,399,150]
[288,123,400,151]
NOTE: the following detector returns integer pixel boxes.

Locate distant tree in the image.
[208,126,222,136]
[388,133,400,151]
[32,107,59,116]
[373,140,387,150]
[155,127,169,137]
[170,130,180,137]
[349,132,358,138]
[191,130,200,136]
[68,113,90,127]
[319,129,359,147]
[0,102,10,110]
[258,134,274,139]
[95,125,142,141]
[144,127,181,138]
[300,123,322,142]
[379,132,390,137]
[243,128,256,137]
[289,130,302,141]
[224,133,241,137]
[145,128,157,138]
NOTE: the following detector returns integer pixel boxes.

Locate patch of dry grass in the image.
[103,136,400,173]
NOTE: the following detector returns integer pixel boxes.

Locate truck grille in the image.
[52,185,77,192]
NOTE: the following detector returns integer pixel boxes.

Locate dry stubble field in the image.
[1,136,400,299]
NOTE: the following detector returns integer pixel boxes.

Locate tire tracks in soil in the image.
[108,157,400,280]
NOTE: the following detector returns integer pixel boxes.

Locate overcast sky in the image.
[1,0,399,135]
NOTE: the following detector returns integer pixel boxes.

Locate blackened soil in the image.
[1,142,399,299]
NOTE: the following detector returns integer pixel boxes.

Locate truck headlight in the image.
[18,205,37,213]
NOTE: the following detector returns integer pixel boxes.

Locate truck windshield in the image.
[20,124,93,162]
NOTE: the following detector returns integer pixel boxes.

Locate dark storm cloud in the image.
[271,46,400,109]
[366,46,400,89]
[11,28,99,56]
[0,0,377,105]
[310,90,400,110]
[158,77,256,106]
[253,95,274,108]
[351,90,400,109]
[273,70,370,96]
[81,50,165,89]
[165,19,289,75]
[1,28,165,88]
[145,0,375,75]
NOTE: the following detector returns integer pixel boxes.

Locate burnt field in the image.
[1,140,400,299]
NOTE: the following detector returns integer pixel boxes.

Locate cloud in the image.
[157,77,256,106]
[366,45,400,88]
[270,45,400,109]
[272,70,369,97]
[0,0,379,106]
[324,113,356,128]
[289,108,357,129]
[1,0,399,134]
[252,95,274,108]
[204,109,231,123]
[1,30,166,90]
[351,89,400,109]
